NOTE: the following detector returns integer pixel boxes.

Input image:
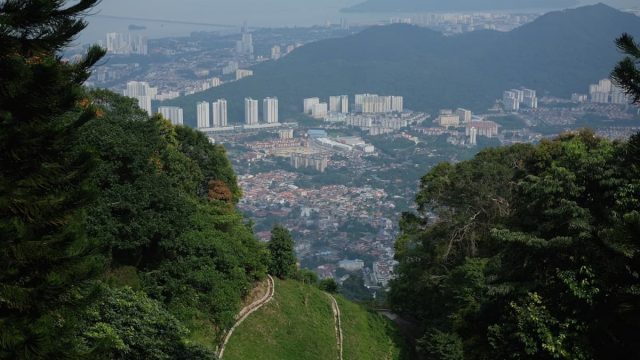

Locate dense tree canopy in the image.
[268,225,298,279]
[1,2,269,357]
[0,1,106,357]
[390,131,640,359]
[78,90,268,351]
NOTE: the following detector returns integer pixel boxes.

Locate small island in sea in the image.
[128,24,147,31]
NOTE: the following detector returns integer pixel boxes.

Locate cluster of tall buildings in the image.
[123,81,157,115]
[236,30,254,57]
[303,94,404,119]
[304,98,329,119]
[106,33,148,55]
[466,120,499,145]
[354,94,404,114]
[436,108,473,127]
[244,97,279,125]
[271,44,300,61]
[197,100,228,129]
[329,96,350,114]
[589,79,631,104]
[290,153,329,173]
[158,106,184,126]
[236,69,254,81]
[502,88,538,111]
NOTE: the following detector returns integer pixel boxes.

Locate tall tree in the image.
[611,33,640,104]
[0,1,106,358]
[268,225,297,279]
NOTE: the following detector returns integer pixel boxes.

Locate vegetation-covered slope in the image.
[390,130,640,359]
[224,279,409,360]
[335,296,412,360]
[0,2,268,355]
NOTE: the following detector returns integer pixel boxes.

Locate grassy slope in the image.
[224,279,338,360]
[224,279,409,360]
[336,296,411,360]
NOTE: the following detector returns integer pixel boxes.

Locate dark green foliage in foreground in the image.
[75,90,196,268]
[268,225,298,279]
[2,6,268,353]
[390,130,640,359]
[174,126,242,203]
[0,1,106,357]
[76,286,215,360]
[78,91,268,348]
[612,33,640,104]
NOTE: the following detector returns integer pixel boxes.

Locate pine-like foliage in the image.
[612,33,640,104]
[0,1,106,358]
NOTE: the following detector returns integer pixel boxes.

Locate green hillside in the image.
[224,279,410,360]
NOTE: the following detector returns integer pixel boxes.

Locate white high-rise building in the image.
[588,78,631,104]
[271,45,281,60]
[469,126,478,146]
[503,91,520,111]
[437,113,460,127]
[222,61,239,75]
[304,98,320,114]
[236,69,254,81]
[245,98,259,125]
[355,94,399,113]
[212,99,228,127]
[123,81,157,115]
[311,103,328,119]
[106,33,147,55]
[340,95,349,113]
[197,102,210,129]
[456,108,472,124]
[136,96,152,116]
[522,89,538,109]
[329,95,350,114]
[391,96,404,112]
[263,97,279,124]
[158,106,184,126]
[124,81,157,98]
[611,87,630,104]
[329,96,342,113]
[208,77,221,88]
[510,89,525,103]
[236,32,254,56]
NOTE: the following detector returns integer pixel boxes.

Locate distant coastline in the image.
[342,0,579,13]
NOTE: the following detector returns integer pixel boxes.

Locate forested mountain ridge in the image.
[167,4,640,126]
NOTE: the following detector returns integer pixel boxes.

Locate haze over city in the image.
[2,0,640,359]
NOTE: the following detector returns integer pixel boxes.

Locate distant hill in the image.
[223,279,410,360]
[343,0,577,13]
[165,4,640,126]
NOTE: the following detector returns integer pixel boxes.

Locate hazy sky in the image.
[94,0,361,24]
[78,0,636,44]
[93,0,636,21]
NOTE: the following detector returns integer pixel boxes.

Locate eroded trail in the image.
[217,275,275,359]
[326,293,344,360]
